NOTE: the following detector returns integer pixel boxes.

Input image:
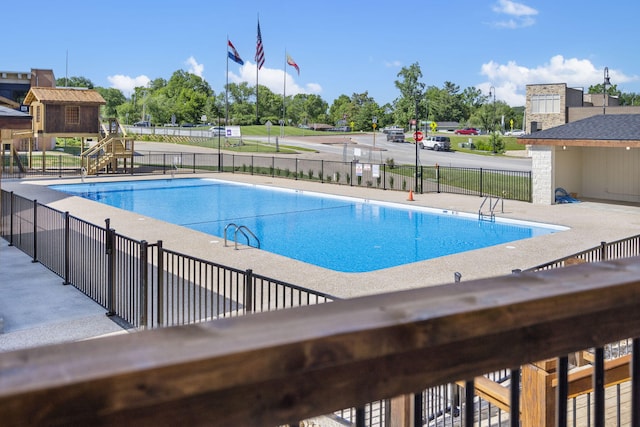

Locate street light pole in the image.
[603,67,611,115]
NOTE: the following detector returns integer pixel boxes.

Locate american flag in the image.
[255,20,265,70]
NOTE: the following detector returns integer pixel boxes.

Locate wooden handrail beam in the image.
[1,259,640,426]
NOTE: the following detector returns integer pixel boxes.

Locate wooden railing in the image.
[1,258,640,426]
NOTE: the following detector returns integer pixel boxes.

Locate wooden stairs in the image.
[81,119,135,175]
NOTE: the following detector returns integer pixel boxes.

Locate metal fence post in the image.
[436,164,440,193]
[105,218,116,317]
[139,240,148,329]
[479,168,484,197]
[163,153,167,174]
[157,240,164,327]
[413,393,423,427]
[600,241,607,261]
[383,162,387,190]
[63,211,70,285]
[192,153,196,173]
[321,160,324,183]
[32,200,38,263]
[245,269,254,314]
[9,191,14,246]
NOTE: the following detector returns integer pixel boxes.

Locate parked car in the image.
[181,123,196,128]
[505,130,526,136]
[210,126,226,136]
[386,129,405,142]
[422,136,451,151]
[383,126,404,134]
[454,128,479,135]
[133,121,151,127]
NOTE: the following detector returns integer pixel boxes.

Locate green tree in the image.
[328,94,353,125]
[393,63,425,129]
[55,76,94,88]
[95,87,126,119]
[286,94,328,125]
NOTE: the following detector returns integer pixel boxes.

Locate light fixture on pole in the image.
[489,86,496,153]
[603,67,611,115]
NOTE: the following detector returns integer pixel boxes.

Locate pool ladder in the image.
[224,223,261,249]
[478,196,503,222]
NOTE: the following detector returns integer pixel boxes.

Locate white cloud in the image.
[492,0,537,16]
[384,60,403,68]
[491,0,538,29]
[478,55,639,106]
[107,74,151,97]
[185,56,204,77]
[228,62,322,97]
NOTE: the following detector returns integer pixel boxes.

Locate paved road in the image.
[133,132,532,172]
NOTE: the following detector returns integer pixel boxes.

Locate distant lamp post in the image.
[489,86,496,153]
[603,67,611,115]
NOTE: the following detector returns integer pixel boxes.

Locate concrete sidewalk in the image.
[0,238,127,353]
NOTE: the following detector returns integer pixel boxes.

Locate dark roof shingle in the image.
[524,114,640,141]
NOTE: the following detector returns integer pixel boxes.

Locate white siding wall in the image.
[582,147,640,202]
[555,147,583,197]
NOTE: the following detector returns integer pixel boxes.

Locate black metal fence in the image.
[0,190,335,330]
[2,150,533,202]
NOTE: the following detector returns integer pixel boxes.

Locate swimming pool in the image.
[50,178,566,273]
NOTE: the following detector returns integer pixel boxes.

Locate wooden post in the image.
[521,360,556,426]
[388,394,413,427]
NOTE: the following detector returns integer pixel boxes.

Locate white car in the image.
[422,136,451,151]
[506,130,526,136]
[210,126,226,136]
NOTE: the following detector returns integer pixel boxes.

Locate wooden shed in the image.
[22,87,106,143]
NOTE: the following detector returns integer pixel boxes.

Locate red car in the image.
[454,127,479,135]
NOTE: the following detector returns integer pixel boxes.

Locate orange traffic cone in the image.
[407,189,414,201]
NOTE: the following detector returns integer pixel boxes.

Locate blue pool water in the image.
[50,178,565,273]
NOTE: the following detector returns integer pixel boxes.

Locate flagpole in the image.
[225,36,229,127]
[255,16,260,125]
[282,49,286,136]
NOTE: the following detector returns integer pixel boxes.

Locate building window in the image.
[531,94,560,114]
[65,106,80,124]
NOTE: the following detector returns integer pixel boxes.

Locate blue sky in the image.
[5,0,640,106]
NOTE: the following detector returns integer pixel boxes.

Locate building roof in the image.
[23,87,106,105]
[520,114,640,146]
[0,105,30,118]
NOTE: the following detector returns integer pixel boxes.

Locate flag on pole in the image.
[256,20,265,70]
[227,40,244,65]
[286,54,299,75]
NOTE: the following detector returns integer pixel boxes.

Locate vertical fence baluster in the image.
[157,240,164,327]
[556,355,569,427]
[105,218,115,316]
[594,346,605,427]
[510,367,520,427]
[464,380,475,426]
[414,392,423,427]
[32,200,38,263]
[63,211,70,285]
